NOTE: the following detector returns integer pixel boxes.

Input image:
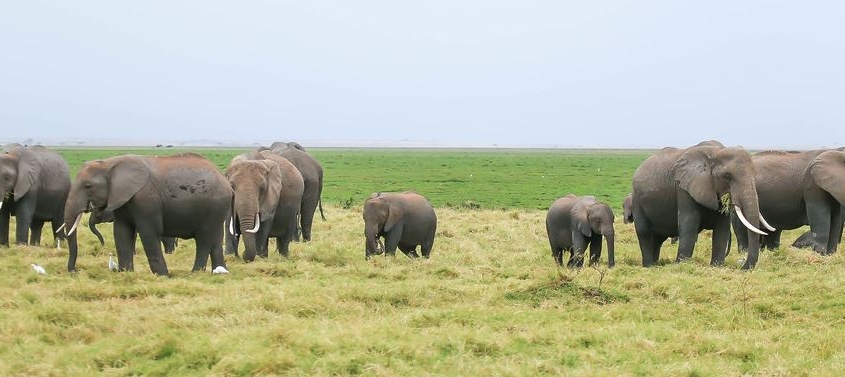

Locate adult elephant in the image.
[546,194,615,268]
[88,207,178,253]
[363,191,437,260]
[631,141,773,269]
[0,145,76,254]
[225,151,304,261]
[733,149,845,254]
[63,153,231,274]
[268,142,324,241]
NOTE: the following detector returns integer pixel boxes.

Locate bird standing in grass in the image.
[108,253,118,272]
[31,263,46,275]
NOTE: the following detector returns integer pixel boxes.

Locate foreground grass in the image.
[1,206,844,376]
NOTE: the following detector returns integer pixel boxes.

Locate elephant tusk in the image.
[244,214,260,234]
[734,206,767,236]
[55,223,66,234]
[66,213,83,236]
[759,214,776,232]
[228,216,235,235]
[0,201,3,211]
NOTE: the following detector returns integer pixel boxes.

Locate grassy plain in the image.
[1,148,844,376]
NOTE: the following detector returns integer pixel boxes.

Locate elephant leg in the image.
[383,228,403,256]
[14,207,33,245]
[224,217,240,256]
[570,234,588,268]
[675,197,702,262]
[398,243,419,258]
[421,233,434,259]
[763,230,782,250]
[113,221,136,272]
[162,237,177,254]
[207,233,227,272]
[192,236,213,272]
[0,207,9,246]
[300,198,317,242]
[828,205,843,253]
[588,234,603,266]
[139,231,169,275]
[806,198,833,254]
[29,220,44,246]
[710,215,731,266]
[256,221,272,258]
[634,218,661,266]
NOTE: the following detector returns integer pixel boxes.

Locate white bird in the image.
[108,253,118,272]
[31,263,46,275]
[212,266,229,274]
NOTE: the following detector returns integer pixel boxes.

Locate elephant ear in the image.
[383,199,403,232]
[672,148,719,211]
[571,202,592,237]
[13,149,40,201]
[810,150,845,205]
[106,157,151,212]
[259,160,282,219]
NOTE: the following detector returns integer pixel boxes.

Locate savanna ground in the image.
[1,147,845,376]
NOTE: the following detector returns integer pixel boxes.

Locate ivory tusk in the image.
[66,213,83,236]
[55,223,66,234]
[734,206,767,236]
[228,216,235,235]
[759,214,776,232]
[244,214,260,233]
[0,201,3,211]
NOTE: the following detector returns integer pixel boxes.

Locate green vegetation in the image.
[1,148,843,375]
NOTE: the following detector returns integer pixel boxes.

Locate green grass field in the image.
[2,148,844,376]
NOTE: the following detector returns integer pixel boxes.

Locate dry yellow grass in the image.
[1,205,845,376]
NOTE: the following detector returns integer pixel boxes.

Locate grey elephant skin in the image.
[63,153,232,275]
[631,141,770,269]
[623,192,677,245]
[546,194,615,267]
[732,149,845,254]
[225,151,304,261]
[268,142,324,241]
[0,145,77,256]
[88,207,177,253]
[363,191,437,260]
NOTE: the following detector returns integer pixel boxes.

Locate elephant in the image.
[631,140,773,269]
[63,153,232,274]
[546,194,615,268]
[267,142,325,241]
[225,151,304,261]
[0,145,77,255]
[363,191,437,260]
[88,206,177,253]
[732,149,845,254]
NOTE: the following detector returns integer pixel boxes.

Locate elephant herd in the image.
[0,142,325,275]
[557,140,845,270]
[2,140,844,274]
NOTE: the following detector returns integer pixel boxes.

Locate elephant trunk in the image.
[732,185,765,269]
[89,220,106,246]
[605,232,615,268]
[364,223,381,260]
[234,190,260,261]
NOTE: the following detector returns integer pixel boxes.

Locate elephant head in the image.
[362,193,396,259]
[269,141,306,152]
[672,145,774,268]
[226,160,282,262]
[63,156,151,270]
[0,146,37,211]
[622,193,634,224]
[809,150,845,205]
[571,197,616,267]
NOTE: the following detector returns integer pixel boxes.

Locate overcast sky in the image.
[1,1,843,148]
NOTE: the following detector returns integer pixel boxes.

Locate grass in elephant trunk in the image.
[2,204,845,375]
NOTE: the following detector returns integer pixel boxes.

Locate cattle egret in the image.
[31,263,46,274]
[108,254,118,272]
[212,266,229,274]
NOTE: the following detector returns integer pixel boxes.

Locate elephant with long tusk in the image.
[733,149,845,254]
[631,140,773,269]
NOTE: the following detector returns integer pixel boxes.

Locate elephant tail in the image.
[318,173,326,221]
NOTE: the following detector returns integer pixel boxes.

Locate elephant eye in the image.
[84,182,92,189]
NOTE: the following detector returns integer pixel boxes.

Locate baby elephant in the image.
[546,194,615,268]
[363,191,437,260]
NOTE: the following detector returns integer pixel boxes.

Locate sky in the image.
[1,1,843,148]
